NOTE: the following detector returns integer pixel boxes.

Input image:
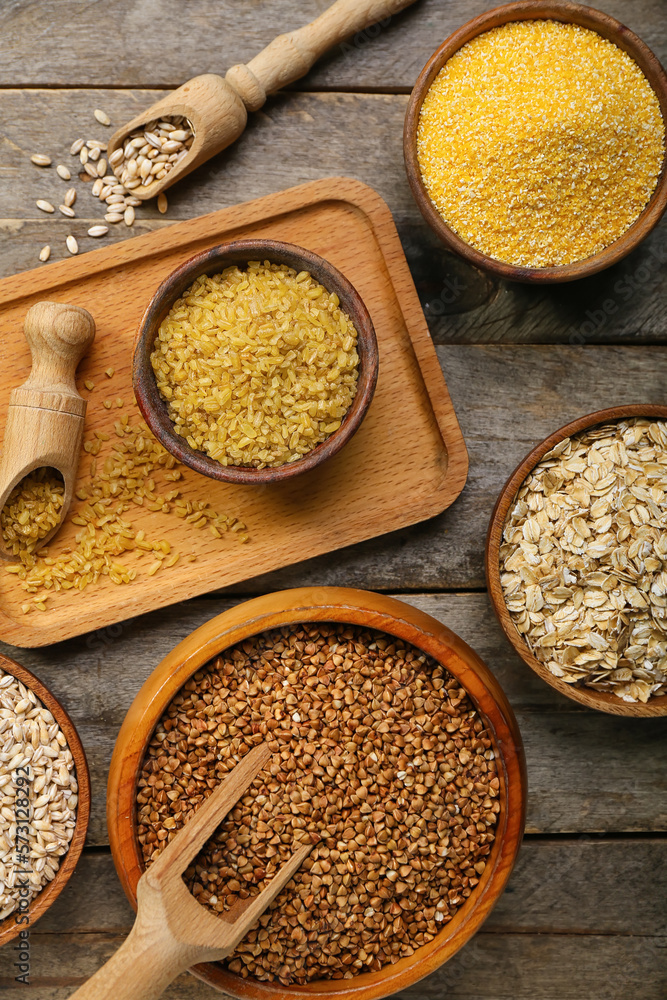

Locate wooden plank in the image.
[2,592,665,844]
[0,930,663,998]
[1,89,665,344]
[236,345,667,593]
[33,840,667,936]
[0,345,660,601]
[3,841,662,996]
[1,0,664,89]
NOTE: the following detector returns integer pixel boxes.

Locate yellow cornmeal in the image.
[417,20,665,268]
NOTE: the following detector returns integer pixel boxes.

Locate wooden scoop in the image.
[70,743,313,1000]
[0,301,95,560]
[107,0,418,200]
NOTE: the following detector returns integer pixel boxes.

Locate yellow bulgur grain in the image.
[1,468,65,555]
[3,415,248,604]
[105,367,115,378]
[151,261,359,469]
[417,20,666,267]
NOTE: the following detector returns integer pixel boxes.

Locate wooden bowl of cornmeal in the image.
[404,0,667,283]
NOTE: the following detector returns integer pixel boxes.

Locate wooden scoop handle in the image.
[69,745,313,1000]
[19,301,95,405]
[226,0,418,109]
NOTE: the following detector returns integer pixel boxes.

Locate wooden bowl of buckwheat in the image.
[486,405,667,717]
[107,587,526,1000]
[0,654,90,946]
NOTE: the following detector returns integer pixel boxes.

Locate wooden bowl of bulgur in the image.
[404,0,667,283]
[107,587,526,1000]
[133,239,378,485]
[486,405,667,717]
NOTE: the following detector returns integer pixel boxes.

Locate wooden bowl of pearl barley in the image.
[0,654,90,947]
[486,405,667,717]
[107,587,526,1000]
[404,0,667,284]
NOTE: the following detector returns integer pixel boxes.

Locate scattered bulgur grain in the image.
[3,416,248,603]
[105,367,115,378]
[417,20,666,267]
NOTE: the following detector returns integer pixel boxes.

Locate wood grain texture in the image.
[0,302,96,557]
[0,345,661,622]
[0,931,664,999]
[231,345,667,595]
[1,840,664,998]
[30,839,667,936]
[103,0,422,201]
[0,179,467,646]
[0,0,663,89]
[1,593,664,845]
[0,89,665,343]
[2,2,665,993]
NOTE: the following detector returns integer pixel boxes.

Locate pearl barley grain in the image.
[66,235,78,255]
[0,667,77,922]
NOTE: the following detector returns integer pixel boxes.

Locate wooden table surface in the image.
[0,2,665,997]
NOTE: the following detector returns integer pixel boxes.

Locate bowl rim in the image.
[403,0,667,284]
[107,587,526,1000]
[133,238,379,485]
[485,404,667,717]
[0,653,91,946]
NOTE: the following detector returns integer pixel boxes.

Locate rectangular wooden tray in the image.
[0,178,467,646]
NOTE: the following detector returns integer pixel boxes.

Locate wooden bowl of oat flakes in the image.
[0,653,90,946]
[486,405,667,717]
[107,587,526,999]
[133,239,379,485]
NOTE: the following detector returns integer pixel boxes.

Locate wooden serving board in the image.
[0,177,467,647]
